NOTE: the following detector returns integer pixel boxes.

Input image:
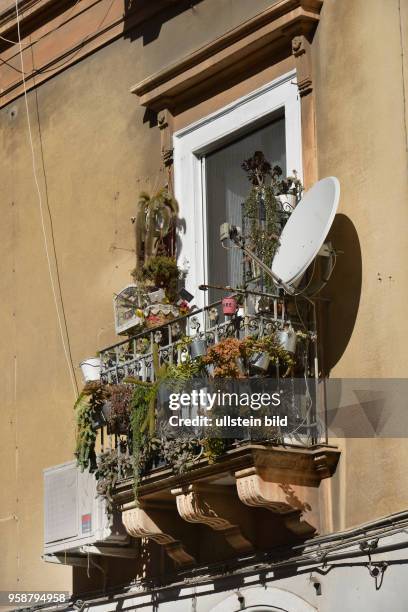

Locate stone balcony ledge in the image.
[115,443,340,566]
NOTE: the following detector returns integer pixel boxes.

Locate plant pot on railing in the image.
[250,352,270,373]
[80,357,101,383]
[91,406,106,430]
[190,338,207,360]
[222,296,238,316]
[277,324,297,354]
[276,193,297,212]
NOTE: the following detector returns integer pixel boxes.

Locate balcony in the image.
[86,291,339,567]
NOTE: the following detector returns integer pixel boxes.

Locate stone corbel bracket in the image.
[158,109,174,168]
[235,466,318,536]
[121,502,195,567]
[291,35,313,97]
[172,484,254,553]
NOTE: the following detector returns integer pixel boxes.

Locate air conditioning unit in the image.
[43,461,135,565]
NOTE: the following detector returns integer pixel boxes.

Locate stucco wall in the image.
[0,0,289,594]
[1,0,408,595]
[312,0,408,531]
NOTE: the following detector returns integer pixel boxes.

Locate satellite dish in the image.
[271,177,340,288]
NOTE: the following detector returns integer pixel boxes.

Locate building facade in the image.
[1,0,408,610]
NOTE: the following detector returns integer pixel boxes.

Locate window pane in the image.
[205,117,286,302]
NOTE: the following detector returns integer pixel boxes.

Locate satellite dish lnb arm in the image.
[222,223,294,295]
[239,241,295,295]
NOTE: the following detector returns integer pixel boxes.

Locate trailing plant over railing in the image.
[74,381,104,471]
[130,384,153,501]
[95,445,132,514]
[105,384,133,434]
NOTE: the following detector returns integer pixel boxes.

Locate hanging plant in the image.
[74,382,105,472]
[130,383,155,501]
[160,433,202,474]
[95,444,133,514]
[105,384,134,434]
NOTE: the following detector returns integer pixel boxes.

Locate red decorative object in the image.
[222,296,238,315]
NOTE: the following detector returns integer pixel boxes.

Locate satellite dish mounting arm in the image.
[220,223,295,295]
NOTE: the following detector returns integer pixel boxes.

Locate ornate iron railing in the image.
[95,292,324,466]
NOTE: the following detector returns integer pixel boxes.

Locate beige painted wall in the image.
[0,0,289,594]
[313,0,408,531]
[1,0,408,594]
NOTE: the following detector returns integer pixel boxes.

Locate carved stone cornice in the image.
[131,0,324,113]
[172,484,253,553]
[122,503,195,567]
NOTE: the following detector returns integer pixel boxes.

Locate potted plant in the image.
[133,188,179,282]
[276,323,297,354]
[104,384,134,435]
[141,255,181,303]
[245,334,295,375]
[203,337,246,378]
[272,166,303,211]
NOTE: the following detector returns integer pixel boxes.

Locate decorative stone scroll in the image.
[172,484,253,553]
[235,467,317,536]
[122,503,195,567]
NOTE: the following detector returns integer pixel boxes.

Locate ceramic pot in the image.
[190,338,207,359]
[250,352,270,372]
[277,325,297,354]
[276,193,297,212]
[80,357,101,382]
[222,296,238,315]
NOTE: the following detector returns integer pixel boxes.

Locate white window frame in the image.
[173,69,302,307]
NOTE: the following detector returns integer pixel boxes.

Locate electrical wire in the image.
[0,33,28,45]
[0,0,113,77]
[0,0,82,46]
[14,0,78,398]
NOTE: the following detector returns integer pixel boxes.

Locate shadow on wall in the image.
[122,0,289,117]
[123,0,204,45]
[322,213,362,373]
